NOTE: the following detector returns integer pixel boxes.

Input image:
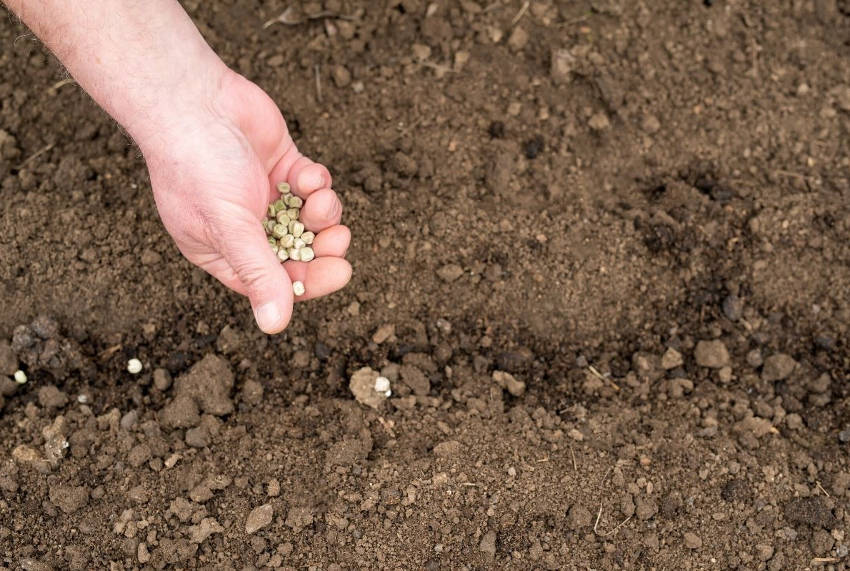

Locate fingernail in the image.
[254,302,283,334]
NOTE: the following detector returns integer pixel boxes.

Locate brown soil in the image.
[2,1,850,569]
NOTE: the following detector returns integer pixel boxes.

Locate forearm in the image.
[3,0,228,150]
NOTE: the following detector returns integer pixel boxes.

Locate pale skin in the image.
[3,0,352,334]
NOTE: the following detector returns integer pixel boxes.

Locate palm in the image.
[146,72,351,333]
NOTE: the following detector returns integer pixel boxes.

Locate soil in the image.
[1,0,850,569]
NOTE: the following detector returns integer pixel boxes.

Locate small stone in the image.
[839,428,850,443]
[762,353,796,382]
[550,48,574,84]
[372,324,395,344]
[746,349,763,368]
[127,443,152,468]
[245,504,274,534]
[267,478,281,497]
[433,440,461,457]
[694,340,730,368]
[588,112,610,131]
[189,517,224,544]
[185,426,210,448]
[566,504,592,529]
[492,370,526,397]
[507,26,528,51]
[722,295,744,320]
[153,368,172,391]
[479,530,497,558]
[349,367,386,410]
[785,413,803,430]
[683,532,702,549]
[661,347,683,370]
[37,385,68,409]
[436,264,464,282]
[331,64,351,88]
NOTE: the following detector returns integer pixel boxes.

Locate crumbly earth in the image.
[1,1,849,569]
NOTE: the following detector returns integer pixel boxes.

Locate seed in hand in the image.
[292,281,305,296]
[262,184,317,268]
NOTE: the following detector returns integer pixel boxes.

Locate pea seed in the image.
[267,204,277,218]
[301,231,315,245]
[286,208,300,220]
[277,249,289,261]
[292,281,305,296]
[288,196,303,208]
[277,181,291,194]
[276,212,291,225]
[274,198,286,212]
[279,234,295,248]
[127,359,143,375]
[300,247,315,262]
[294,238,306,249]
[288,248,301,261]
[272,224,288,239]
[291,221,305,238]
[13,370,27,384]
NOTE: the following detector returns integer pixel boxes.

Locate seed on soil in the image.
[13,369,27,384]
[292,281,305,296]
[127,359,143,374]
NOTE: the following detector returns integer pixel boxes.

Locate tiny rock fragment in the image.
[761,353,796,382]
[492,370,526,397]
[436,263,464,282]
[349,367,386,410]
[245,503,274,534]
[694,340,730,368]
[479,530,497,558]
[661,347,683,369]
[683,531,702,549]
[189,517,224,544]
[588,112,610,131]
[331,64,351,88]
[432,440,461,457]
[550,48,574,84]
[372,323,395,344]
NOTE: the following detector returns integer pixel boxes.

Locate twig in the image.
[588,366,620,392]
[46,78,76,95]
[593,499,603,533]
[570,446,577,471]
[601,515,632,537]
[812,558,840,565]
[314,64,322,103]
[14,142,54,170]
[510,1,530,26]
[815,481,830,497]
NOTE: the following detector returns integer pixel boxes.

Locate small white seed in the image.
[294,238,306,249]
[300,247,314,262]
[127,359,143,375]
[277,181,291,194]
[267,205,276,218]
[301,231,315,245]
[287,208,300,220]
[292,281,305,296]
[279,234,295,248]
[276,212,290,225]
[273,198,286,212]
[288,196,303,208]
[375,376,390,392]
[277,248,289,261]
[272,224,287,239]
[288,248,301,261]
[291,222,305,237]
[13,370,27,384]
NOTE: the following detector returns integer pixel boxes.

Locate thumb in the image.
[217,213,294,334]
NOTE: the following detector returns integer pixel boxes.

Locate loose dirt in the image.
[1,1,849,569]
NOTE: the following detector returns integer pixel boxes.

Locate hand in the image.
[140,70,351,334]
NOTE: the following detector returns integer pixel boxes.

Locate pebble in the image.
[331,64,351,88]
[694,340,730,368]
[436,264,464,282]
[761,353,796,381]
[479,530,497,557]
[661,347,683,370]
[550,48,574,84]
[372,323,395,344]
[492,370,526,397]
[722,295,744,320]
[245,504,274,534]
[267,478,281,497]
[683,531,702,549]
[839,428,850,443]
[153,368,172,391]
[189,517,224,544]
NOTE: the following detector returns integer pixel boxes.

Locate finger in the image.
[268,147,332,201]
[300,188,343,232]
[311,225,351,258]
[283,257,353,301]
[214,211,294,334]
[200,257,250,297]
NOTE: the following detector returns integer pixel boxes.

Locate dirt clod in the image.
[48,484,89,514]
[245,504,274,535]
[694,340,730,368]
[761,353,797,382]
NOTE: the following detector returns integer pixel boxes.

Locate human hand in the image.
[140,70,351,334]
